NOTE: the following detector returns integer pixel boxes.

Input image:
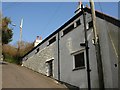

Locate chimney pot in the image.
[36,36,39,40]
[39,36,42,40]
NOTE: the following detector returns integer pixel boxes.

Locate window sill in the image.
[35,52,38,54]
[72,66,85,71]
[87,27,93,31]
[74,24,81,29]
[61,35,64,38]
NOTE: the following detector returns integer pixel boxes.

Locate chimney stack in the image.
[34,36,42,47]
[79,1,82,11]
[74,1,84,14]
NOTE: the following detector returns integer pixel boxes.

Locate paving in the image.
[2,62,67,88]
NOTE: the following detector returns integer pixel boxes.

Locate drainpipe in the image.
[89,0,104,89]
[81,4,91,90]
[58,32,60,81]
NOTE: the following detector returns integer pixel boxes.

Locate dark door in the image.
[46,60,53,77]
[48,61,53,76]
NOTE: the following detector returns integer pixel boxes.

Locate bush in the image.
[3,54,19,64]
[3,44,21,64]
[2,41,34,65]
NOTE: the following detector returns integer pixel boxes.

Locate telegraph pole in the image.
[20,18,23,45]
[89,0,97,43]
[17,18,23,64]
[18,18,23,51]
[89,0,104,89]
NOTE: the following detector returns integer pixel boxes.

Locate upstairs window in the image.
[35,48,39,54]
[76,19,81,27]
[37,48,39,52]
[48,36,56,45]
[88,21,93,29]
[24,56,28,61]
[73,52,85,70]
[63,24,74,36]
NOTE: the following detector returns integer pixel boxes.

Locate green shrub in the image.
[3,54,21,64]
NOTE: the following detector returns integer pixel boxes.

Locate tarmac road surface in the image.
[2,62,67,88]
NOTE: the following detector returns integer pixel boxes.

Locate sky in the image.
[2,2,119,45]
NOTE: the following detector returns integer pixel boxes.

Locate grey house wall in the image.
[59,13,99,88]
[96,17,118,88]
[22,9,119,89]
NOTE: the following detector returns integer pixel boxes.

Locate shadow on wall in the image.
[59,81,80,90]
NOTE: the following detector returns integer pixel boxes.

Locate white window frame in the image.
[71,49,85,71]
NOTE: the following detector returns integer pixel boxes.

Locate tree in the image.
[17,41,34,57]
[2,17,13,44]
[0,12,2,60]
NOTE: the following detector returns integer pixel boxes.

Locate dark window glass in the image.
[76,19,81,27]
[63,24,74,35]
[49,37,56,45]
[35,48,39,54]
[88,21,93,29]
[74,52,85,68]
[37,48,39,52]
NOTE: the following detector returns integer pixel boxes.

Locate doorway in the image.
[46,59,53,77]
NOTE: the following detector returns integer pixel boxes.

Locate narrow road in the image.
[2,62,67,88]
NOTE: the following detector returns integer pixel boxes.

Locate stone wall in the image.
[22,43,56,75]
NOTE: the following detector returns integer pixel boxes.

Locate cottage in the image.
[22,5,119,89]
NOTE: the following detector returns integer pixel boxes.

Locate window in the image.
[76,19,81,27]
[35,48,39,54]
[74,52,85,70]
[25,56,28,61]
[63,24,74,36]
[88,21,93,29]
[37,48,39,52]
[48,36,56,45]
